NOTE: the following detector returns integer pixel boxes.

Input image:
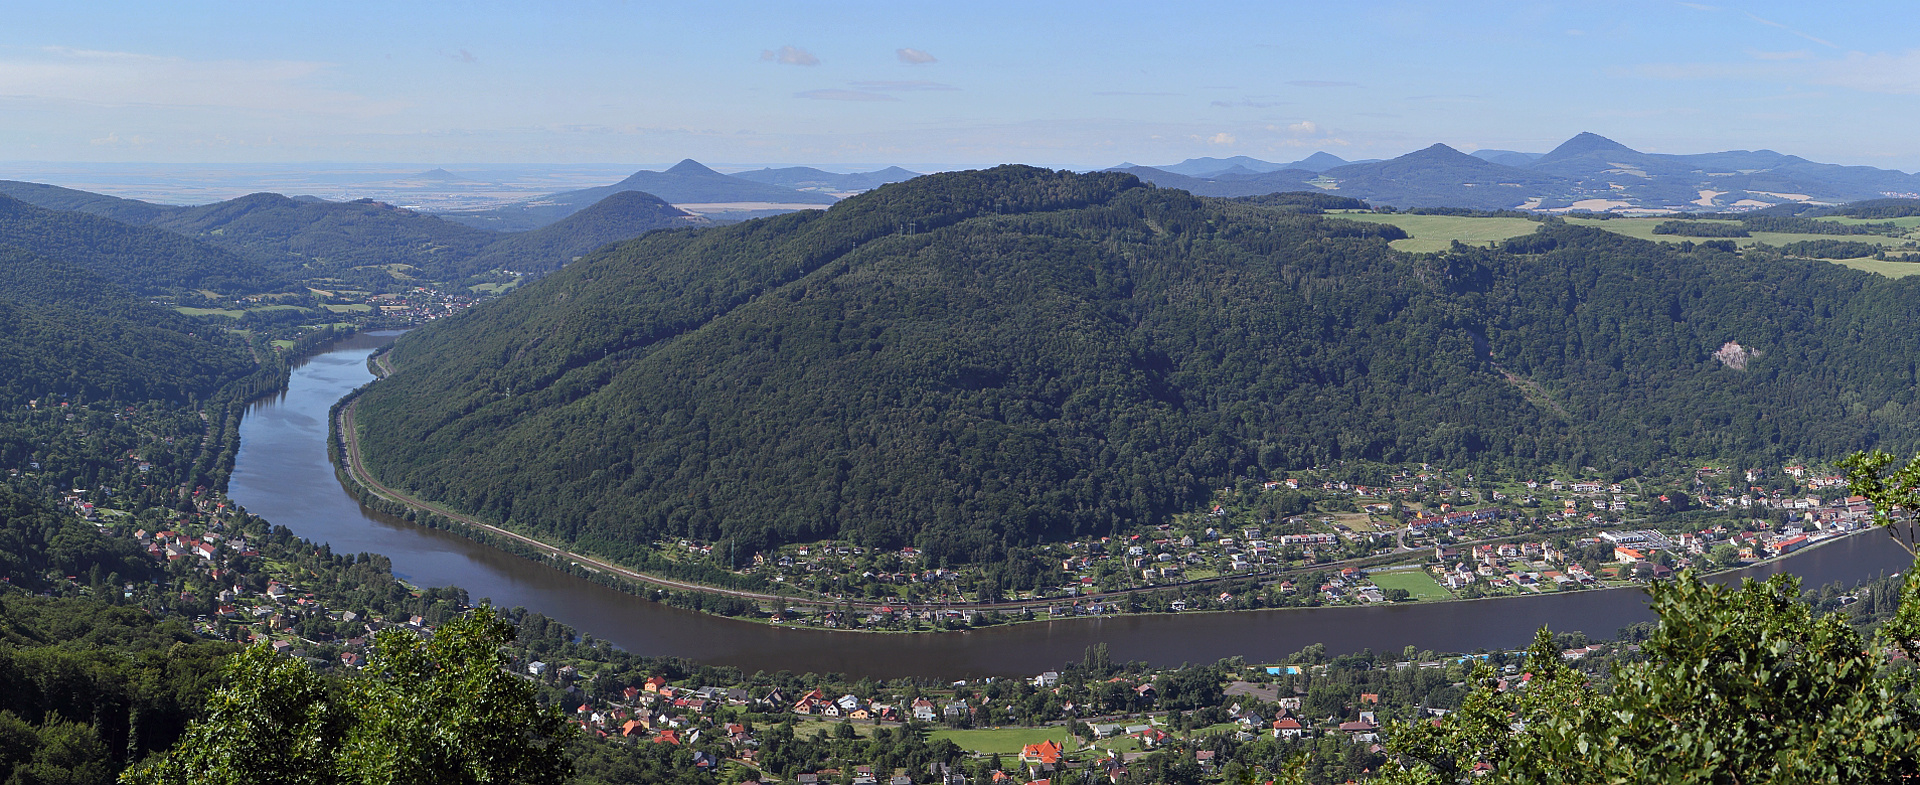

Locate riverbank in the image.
[327,353,1898,637]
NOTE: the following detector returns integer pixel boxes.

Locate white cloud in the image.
[1287,80,1358,88]
[850,80,957,91]
[761,46,820,66]
[1285,120,1320,135]
[0,47,398,116]
[1205,132,1236,145]
[896,48,937,65]
[796,89,897,102]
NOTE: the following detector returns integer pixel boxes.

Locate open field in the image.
[1566,217,1916,251]
[322,303,372,313]
[1831,258,1920,278]
[930,726,1071,755]
[175,304,310,318]
[1334,214,1540,253]
[470,280,521,294]
[1367,568,1453,601]
[1816,215,1920,233]
[1329,512,1380,532]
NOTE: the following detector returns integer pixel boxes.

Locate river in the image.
[226,331,1917,679]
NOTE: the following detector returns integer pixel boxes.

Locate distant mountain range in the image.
[0,179,701,285]
[1119,133,1920,212]
[435,159,843,231]
[731,165,921,194]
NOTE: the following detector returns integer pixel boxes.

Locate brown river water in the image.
[226,331,1914,678]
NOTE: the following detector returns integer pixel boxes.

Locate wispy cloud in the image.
[761,45,819,66]
[0,47,399,116]
[850,80,957,91]
[1744,12,1837,49]
[896,48,937,65]
[1287,80,1358,88]
[1200,132,1236,145]
[1748,49,1813,61]
[1211,99,1290,109]
[1094,90,1181,96]
[443,48,477,64]
[796,89,897,102]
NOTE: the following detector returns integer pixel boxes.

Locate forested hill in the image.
[352,166,1920,566]
[0,247,256,406]
[462,190,702,274]
[0,195,271,294]
[146,192,500,279]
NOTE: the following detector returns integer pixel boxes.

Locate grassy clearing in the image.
[1328,512,1375,532]
[322,303,372,313]
[1335,214,1541,253]
[1817,215,1920,232]
[790,718,879,740]
[1367,568,1453,601]
[1092,735,1144,754]
[271,340,296,349]
[930,726,1071,755]
[1832,258,1920,278]
[175,307,246,318]
[470,280,521,295]
[1566,217,1914,250]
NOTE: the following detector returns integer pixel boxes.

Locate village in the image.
[655,461,1878,631]
[5,391,1898,784]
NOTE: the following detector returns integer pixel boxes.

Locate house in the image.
[1272,717,1307,738]
[1020,740,1063,767]
[1033,671,1060,688]
[912,698,938,722]
[526,661,548,676]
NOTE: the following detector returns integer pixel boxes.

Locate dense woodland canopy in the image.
[0,195,271,294]
[0,247,256,407]
[353,166,1920,565]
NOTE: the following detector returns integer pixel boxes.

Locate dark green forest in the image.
[0,195,271,294]
[352,166,1920,566]
[0,246,257,407]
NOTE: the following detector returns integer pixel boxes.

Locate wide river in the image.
[228,331,1915,679]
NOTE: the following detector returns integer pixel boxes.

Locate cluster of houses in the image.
[1429,540,1590,591]
[790,688,960,723]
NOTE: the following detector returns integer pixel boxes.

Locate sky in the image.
[4,1,1920,171]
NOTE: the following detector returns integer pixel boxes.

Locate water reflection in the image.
[227,333,1915,678]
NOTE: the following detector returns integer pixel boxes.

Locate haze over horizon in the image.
[6,1,1920,171]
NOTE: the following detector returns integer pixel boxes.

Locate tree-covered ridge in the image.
[0,247,256,407]
[464,190,701,274]
[146,193,501,279]
[0,179,179,225]
[0,195,272,294]
[354,167,1920,566]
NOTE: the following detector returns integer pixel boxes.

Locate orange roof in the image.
[1022,739,1063,764]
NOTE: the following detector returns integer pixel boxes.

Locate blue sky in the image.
[3,1,1918,170]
